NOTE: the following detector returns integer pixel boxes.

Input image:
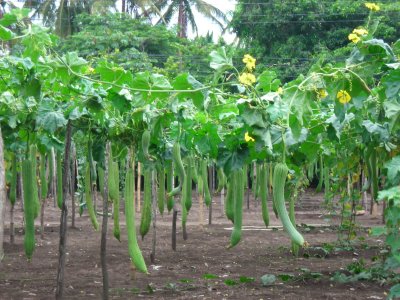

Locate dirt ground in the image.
[0,189,390,299]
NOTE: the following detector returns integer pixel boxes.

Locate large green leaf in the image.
[173,73,206,110]
[382,69,400,98]
[37,101,67,133]
[256,70,281,93]
[0,25,14,41]
[384,156,400,186]
[384,100,400,131]
[209,47,233,71]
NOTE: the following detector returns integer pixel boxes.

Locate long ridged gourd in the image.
[260,163,270,228]
[85,164,99,230]
[270,163,278,218]
[98,166,105,199]
[370,148,378,201]
[108,147,119,202]
[142,130,153,160]
[225,173,235,223]
[40,153,48,201]
[157,167,165,215]
[229,169,244,248]
[22,159,35,259]
[56,150,63,209]
[125,167,148,273]
[216,168,226,193]
[255,164,261,199]
[181,164,188,230]
[88,140,97,184]
[273,163,305,247]
[166,160,174,212]
[184,157,192,212]
[190,156,198,184]
[201,160,211,206]
[251,163,257,199]
[30,145,40,218]
[243,164,248,190]
[9,154,17,206]
[289,194,299,255]
[323,166,330,204]
[316,156,324,192]
[140,168,152,239]
[168,143,185,197]
[48,149,54,199]
[112,161,121,241]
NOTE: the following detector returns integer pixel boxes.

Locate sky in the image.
[10,0,237,43]
[188,0,237,43]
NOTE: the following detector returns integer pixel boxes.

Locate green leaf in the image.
[362,39,396,61]
[378,186,400,202]
[173,73,206,110]
[37,101,67,133]
[384,156,400,186]
[203,273,219,279]
[240,106,266,128]
[209,47,233,71]
[384,100,400,131]
[217,146,249,175]
[382,69,400,98]
[0,25,14,41]
[277,274,295,282]
[260,274,276,286]
[239,276,255,283]
[362,120,390,142]
[224,279,238,286]
[388,284,400,300]
[369,226,387,236]
[256,70,281,93]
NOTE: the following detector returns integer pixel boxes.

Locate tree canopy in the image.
[230,0,400,81]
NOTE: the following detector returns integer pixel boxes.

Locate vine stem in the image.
[51,49,232,94]
[55,121,72,299]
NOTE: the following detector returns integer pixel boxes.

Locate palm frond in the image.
[193,0,227,29]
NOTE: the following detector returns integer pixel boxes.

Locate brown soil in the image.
[0,190,389,299]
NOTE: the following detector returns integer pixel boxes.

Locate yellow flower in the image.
[348,33,361,43]
[85,66,95,74]
[365,2,380,11]
[337,90,351,104]
[287,174,292,180]
[239,72,256,86]
[317,89,328,99]
[243,54,256,71]
[352,28,368,36]
[244,132,255,142]
[277,87,284,95]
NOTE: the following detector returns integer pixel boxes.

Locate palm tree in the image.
[23,0,115,36]
[155,0,227,38]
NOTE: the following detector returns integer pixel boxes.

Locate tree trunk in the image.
[122,0,126,13]
[55,121,72,299]
[101,143,110,300]
[177,0,187,38]
[150,170,157,263]
[0,127,6,261]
